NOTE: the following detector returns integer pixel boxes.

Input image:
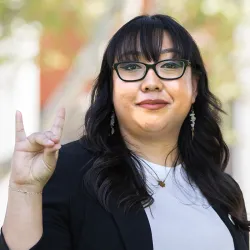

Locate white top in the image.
[136,157,234,250]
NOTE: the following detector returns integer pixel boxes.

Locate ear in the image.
[191,75,199,103]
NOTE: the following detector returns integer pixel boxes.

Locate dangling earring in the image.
[189,106,196,140]
[110,111,115,135]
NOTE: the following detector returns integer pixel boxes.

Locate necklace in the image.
[142,161,173,188]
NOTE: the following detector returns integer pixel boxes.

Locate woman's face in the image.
[112,32,198,137]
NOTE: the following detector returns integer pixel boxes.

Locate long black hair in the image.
[81,14,250,231]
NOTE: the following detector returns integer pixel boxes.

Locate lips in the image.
[137,99,169,110]
[137,99,169,105]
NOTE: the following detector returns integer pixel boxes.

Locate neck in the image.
[120,128,181,167]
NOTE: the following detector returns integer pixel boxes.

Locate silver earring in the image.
[189,106,196,139]
[110,112,115,135]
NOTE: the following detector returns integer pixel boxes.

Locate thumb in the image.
[43,144,62,171]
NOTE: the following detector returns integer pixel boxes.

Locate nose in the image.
[140,68,163,92]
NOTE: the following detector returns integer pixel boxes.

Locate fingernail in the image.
[47,140,54,144]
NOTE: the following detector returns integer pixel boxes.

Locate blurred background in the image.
[0,0,249,234]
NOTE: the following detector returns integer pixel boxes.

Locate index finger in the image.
[50,107,66,139]
[15,110,27,142]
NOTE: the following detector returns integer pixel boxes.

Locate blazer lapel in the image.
[110,199,153,250]
[212,204,249,250]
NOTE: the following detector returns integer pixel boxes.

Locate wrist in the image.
[8,185,43,195]
[8,181,44,194]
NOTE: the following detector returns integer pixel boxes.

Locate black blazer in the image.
[1,139,249,250]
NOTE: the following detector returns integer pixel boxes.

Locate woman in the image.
[1,14,249,250]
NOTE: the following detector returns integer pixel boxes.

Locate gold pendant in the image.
[158,181,165,187]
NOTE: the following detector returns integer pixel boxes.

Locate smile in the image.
[137,103,168,110]
[136,99,169,110]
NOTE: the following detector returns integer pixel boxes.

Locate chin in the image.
[137,120,167,133]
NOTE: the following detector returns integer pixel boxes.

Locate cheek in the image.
[167,74,193,101]
[113,75,136,112]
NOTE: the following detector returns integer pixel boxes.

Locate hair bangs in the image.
[115,28,165,63]
[107,15,192,67]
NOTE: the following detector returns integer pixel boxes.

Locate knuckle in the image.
[57,115,65,121]
[17,128,25,133]
[44,131,54,137]
[53,124,62,129]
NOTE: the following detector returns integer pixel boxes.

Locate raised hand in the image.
[9,108,66,192]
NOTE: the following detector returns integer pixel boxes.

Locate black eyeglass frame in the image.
[112,59,191,82]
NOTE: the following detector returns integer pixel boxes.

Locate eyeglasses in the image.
[113,59,191,82]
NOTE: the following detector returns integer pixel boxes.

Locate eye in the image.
[119,63,142,71]
[161,61,182,69]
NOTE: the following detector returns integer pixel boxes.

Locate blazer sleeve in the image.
[0,147,73,250]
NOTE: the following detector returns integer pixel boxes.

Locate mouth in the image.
[136,99,169,110]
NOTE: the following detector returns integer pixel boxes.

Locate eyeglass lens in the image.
[117,60,185,81]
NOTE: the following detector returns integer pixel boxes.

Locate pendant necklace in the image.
[143,162,173,188]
